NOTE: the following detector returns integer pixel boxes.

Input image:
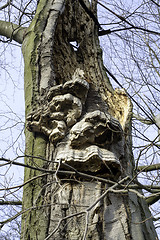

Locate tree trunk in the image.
[21,0,158,239]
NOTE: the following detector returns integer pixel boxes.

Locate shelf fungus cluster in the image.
[54,110,123,179]
[27,69,123,179]
[26,69,89,142]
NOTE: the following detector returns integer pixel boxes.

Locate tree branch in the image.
[0,0,12,10]
[0,203,51,230]
[150,0,160,7]
[137,164,160,172]
[146,192,160,206]
[98,2,160,36]
[0,20,26,44]
[0,157,116,184]
[0,200,22,205]
[133,113,153,125]
[98,27,133,36]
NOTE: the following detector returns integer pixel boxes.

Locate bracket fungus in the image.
[54,110,123,179]
[54,141,121,179]
[70,110,123,147]
[26,69,89,143]
[26,69,123,179]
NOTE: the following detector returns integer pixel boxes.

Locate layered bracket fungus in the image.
[26,69,123,179]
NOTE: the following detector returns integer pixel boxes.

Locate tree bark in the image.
[21,0,158,239]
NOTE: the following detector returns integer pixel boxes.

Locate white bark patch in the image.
[104,194,130,239]
[40,0,65,91]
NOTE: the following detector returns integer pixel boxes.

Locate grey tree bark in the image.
[13,0,158,239]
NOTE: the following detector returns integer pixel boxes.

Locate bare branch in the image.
[137,164,160,172]
[0,0,12,11]
[0,20,26,44]
[0,157,117,184]
[0,200,22,205]
[133,113,153,125]
[98,1,160,36]
[150,0,160,7]
[146,192,160,206]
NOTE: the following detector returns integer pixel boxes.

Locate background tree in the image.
[0,0,160,239]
